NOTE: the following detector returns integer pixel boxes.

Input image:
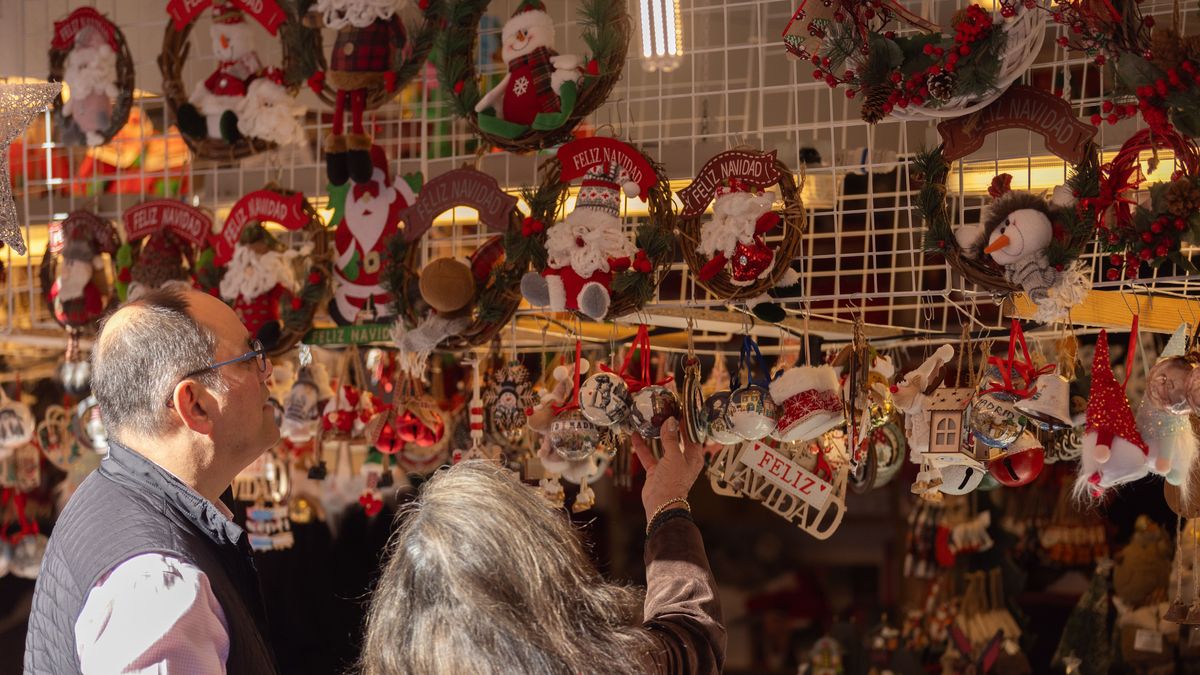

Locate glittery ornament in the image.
[578,371,632,426]
[704,391,741,445]
[628,385,681,439]
[0,83,61,254]
[1147,356,1195,414]
[725,384,779,440]
[729,236,775,286]
[548,408,602,461]
[965,392,1025,448]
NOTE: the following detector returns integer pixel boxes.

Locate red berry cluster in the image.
[1100,212,1188,280]
[955,5,994,38]
[1090,60,1197,133]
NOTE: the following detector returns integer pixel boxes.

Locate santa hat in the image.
[212,0,245,24]
[576,162,639,218]
[60,211,119,257]
[506,0,553,34]
[366,145,391,185]
[1086,330,1149,455]
[257,67,286,87]
[769,365,843,442]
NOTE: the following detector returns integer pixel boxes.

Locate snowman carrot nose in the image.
[984,234,1011,254]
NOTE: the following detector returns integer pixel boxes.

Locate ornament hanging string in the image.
[553,340,586,414]
[600,324,672,392]
[1123,314,1140,389]
[734,335,774,390]
[9,490,37,543]
[983,319,1054,398]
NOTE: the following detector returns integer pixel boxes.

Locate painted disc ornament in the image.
[964,392,1025,449]
[1146,356,1195,414]
[681,358,708,445]
[0,392,35,451]
[704,391,741,445]
[578,371,632,427]
[725,384,778,441]
[483,362,536,442]
[549,408,602,461]
[870,422,906,489]
[629,385,682,440]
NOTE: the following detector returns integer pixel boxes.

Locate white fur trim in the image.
[315,0,400,29]
[544,208,634,278]
[545,273,567,311]
[769,365,838,403]
[504,10,553,38]
[776,266,801,288]
[219,246,300,302]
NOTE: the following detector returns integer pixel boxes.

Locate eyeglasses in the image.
[166,339,268,408]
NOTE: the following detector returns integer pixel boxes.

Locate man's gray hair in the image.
[91,287,225,439]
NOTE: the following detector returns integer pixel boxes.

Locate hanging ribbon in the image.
[736,335,773,389]
[983,319,1054,399]
[599,325,673,392]
[1124,315,1140,390]
[553,340,586,414]
[10,491,38,543]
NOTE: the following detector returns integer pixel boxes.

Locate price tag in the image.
[1134,629,1164,654]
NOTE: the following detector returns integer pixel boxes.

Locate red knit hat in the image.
[1085,330,1149,454]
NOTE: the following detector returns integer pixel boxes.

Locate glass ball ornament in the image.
[1148,356,1197,414]
[548,409,602,461]
[1188,366,1200,415]
[964,392,1025,449]
[704,391,741,445]
[725,385,779,441]
[578,371,633,426]
[628,385,682,439]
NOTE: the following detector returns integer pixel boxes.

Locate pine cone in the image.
[1150,28,1185,71]
[926,71,958,103]
[1164,177,1200,216]
[860,84,892,124]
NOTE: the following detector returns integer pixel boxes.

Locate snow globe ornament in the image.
[11,533,48,579]
[704,391,741,445]
[549,408,602,461]
[579,370,632,427]
[629,386,681,440]
[724,336,778,441]
[964,392,1025,449]
[0,388,35,452]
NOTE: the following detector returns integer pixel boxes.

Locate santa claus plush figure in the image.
[61,27,119,147]
[474,0,580,139]
[307,0,409,185]
[697,180,780,285]
[219,223,308,335]
[1075,330,1152,500]
[330,145,419,324]
[48,212,119,329]
[520,162,638,320]
[235,68,308,147]
[180,1,262,142]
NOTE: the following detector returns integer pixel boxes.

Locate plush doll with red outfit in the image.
[696,180,780,285]
[218,223,307,336]
[1075,329,1152,499]
[179,1,263,142]
[47,211,119,328]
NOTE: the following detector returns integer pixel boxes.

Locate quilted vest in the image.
[24,440,279,674]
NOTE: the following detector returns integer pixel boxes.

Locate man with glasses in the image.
[26,287,281,674]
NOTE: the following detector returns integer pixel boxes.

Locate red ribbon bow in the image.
[983,319,1054,399]
[598,324,673,394]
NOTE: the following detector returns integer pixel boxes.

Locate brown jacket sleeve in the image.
[641,515,726,674]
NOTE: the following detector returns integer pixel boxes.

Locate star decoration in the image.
[0,82,62,255]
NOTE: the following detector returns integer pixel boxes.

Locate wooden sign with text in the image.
[214,189,312,265]
[937,85,1097,164]
[399,168,518,243]
[678,150,783,217]
[122,200,210,247]
[556,137,657,198]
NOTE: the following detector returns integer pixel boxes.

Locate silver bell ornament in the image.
[628,385,682,439]
[703,391,741,445]
[725,385,779,441]
[965,391,1025,449]
[548,408,602,461]
[1014,372,1074,430]
[578,371,633,426]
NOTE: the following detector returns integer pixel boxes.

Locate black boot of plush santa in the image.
[347,133,374,184]
[220,110,243,143]
[325,133,349,186]
[176,102,208,139]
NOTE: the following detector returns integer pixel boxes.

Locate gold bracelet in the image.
[646,497,691,534]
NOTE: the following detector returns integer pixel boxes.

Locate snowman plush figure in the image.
[182,1,262,142]
[474,0,581,138]
[520,162,638,320]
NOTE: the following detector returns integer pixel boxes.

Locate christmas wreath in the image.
[113,199,211,302]
[38,211,121,332]
[510,137,675,321]
[784,0,1044,122]
[1091,127,1200,276]
[159,0,307,160]
[918,143,1099,319]
[198,185,331,355]
[435,0,630,153]
[676,149,807,301]
[47,7,135,148]
[381,168,524,354]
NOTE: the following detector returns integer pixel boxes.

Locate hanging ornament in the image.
[989,431,1045,488]
[0,83,61,255]
[548,341,603,460]
[579,371,632,427]
[0,387,35,453]
[7,490,46,579]
[723,336,779,441]
[681,354,708,446]
[602,325,678,439]
[703,391,741,445]
[483,359,536,443]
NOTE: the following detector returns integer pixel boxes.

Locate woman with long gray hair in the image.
[360,417,724,674]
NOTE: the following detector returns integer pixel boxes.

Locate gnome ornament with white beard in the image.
[236,68,308,147]
[330,145,419,325]
[696,180,781,285]
[521,162,638,320]
[1075,330,1153,500]
[180,1,262,142]
[474,0,580,138]
[218,223,308,336]
[60,27,119,146]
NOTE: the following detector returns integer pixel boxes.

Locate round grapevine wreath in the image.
[38,211,121,332]
[279,0,445,110]
[201,184,331,355]
[676,149,807,301]
[1092,127,1200,277]
[159,0,287,160]
[917,142,1100,297]
[435,0,630,153]
[47,8,135,148]
[382,168,524,351]
[508,137,675,321]
[785,0,1044,123]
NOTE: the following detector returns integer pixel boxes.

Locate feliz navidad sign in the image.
[167,0,285,34]
[937,85,1097,164]
[302,323,393,346]
[52,7,118,51]
[399,168,518,243]
[122,200,210,246]
[557,137,658,197]
[213,189,312,265]
[677,150,783,217]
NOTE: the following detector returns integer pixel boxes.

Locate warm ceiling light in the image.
[639,0,683,72]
